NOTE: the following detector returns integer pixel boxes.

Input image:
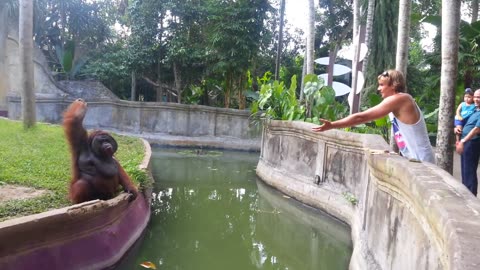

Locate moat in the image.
[117,147,352,270]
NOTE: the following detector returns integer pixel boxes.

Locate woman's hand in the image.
[312,119,333,132]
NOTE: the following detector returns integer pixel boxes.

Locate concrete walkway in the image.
[452,151,480,196]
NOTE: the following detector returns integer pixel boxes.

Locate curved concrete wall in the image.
[256,120,480,270]
[7,96,261,150]
[0,139,153,270]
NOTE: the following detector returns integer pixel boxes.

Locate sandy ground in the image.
[0,184,49,203]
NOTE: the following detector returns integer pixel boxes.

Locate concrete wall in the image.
[7,96,261,150]
[0,139,153,270]
[0,23,66,113]
[256,120,480,270]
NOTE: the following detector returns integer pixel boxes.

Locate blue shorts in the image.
[454,118,464,127]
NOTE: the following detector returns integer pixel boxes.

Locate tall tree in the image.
[19,0,35,128]
[317,0,353,87]
[350,0,361,113]
[362,0,376,74]
[395,0,411,78]
[33,0,115,80]
[436,0,461,173]
[306,0,315,75]
[0,2,9,112]
[274,0,285,80]
[473,0,479,22]
[206,0,271,108]
[361,0,398,106]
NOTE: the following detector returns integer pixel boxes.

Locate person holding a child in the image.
[455,89,480,196]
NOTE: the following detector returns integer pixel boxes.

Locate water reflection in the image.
[254,180,352,269]
[116,148,351,270]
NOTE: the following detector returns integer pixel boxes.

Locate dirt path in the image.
[0,184,49,203]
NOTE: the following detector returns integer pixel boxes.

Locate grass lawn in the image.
[0,118,147,222]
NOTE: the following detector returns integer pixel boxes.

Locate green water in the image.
[117,148,352,270]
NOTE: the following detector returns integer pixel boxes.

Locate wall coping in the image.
[257,120,480,270]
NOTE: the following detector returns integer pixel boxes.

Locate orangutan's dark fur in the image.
[63,99,138,204]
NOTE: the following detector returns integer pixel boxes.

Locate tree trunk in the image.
[156,60,163,102]
[238,74,246,110]
[131,70,136,101]
[353,0,360,39]
[0,4,8,111]
[350,26,364,114]
[300,49,307,102]
[436,0,461,173]
[465,1,477,91]
[173,61,182,103]
[19,0,35,128]
[473,0,479,23]
[224,71,231,108]
[306,0,315,75]
[361,0,376,74]
[350,0,361,114]
[395,0,411,80]
[275,0,285,81]
[327,49,336,87]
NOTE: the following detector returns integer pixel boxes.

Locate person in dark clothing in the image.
[455,89,480,196]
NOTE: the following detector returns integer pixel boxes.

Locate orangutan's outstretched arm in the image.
[63,99,88,180]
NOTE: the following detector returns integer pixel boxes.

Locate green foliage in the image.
[251,73,305,122]
[303,75,348,124]
[183,85,205,105]
[33,0,116,80]
[81,40,134,99]
[250,73,347,125]
[54,39,89,80]
[361,0,399,105]
[30,0,303,107]
[342,191,358,206]
[0,119,147,221]
[317,0,353,50]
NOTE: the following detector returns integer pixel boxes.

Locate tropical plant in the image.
[250,72,305,122]
[33,0,115,80]
[250,72,347,125]
[183,85,204,105]
[302,74,348,124]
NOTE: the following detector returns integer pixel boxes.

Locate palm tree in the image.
[472,0,478,23]
[350,0,361,113]
[19,0,35,128]
[0,3,8,113]
[395,0,411,79]
[275,0,285,81]
[361,0,376,74]
[306,0,315,75]
[436,0,461,173]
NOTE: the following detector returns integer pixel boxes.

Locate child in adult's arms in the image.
[454,89,480,196]
[312,69,435,163]
[454,88,475,143]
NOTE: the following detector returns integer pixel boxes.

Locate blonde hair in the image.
[377,69,406,93]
